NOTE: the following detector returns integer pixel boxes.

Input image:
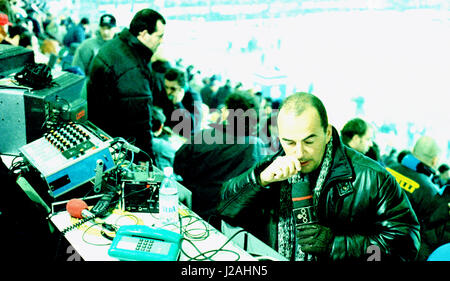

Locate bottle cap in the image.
[163,166,174,177]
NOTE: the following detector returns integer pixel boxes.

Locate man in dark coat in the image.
[174,91,265,227]
[86,9,165,160]
[386,136,450,260]
[217,92,420,261]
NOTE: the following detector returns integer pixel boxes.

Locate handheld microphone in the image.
[66,198,95,219]
[291,180,317,226]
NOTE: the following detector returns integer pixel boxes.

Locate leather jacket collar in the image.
[326,127,354,184]
[401,153,436,178]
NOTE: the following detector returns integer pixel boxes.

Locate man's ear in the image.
[137,29,148,39]
[326,124,332,143]
[348,134,360,148]
[431,156,439,170]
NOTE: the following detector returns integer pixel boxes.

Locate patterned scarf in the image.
[277,135,334,261]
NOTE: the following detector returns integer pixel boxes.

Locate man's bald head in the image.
[279,92,329,133]
[412,136,441,169]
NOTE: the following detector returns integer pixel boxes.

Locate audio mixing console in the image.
[19,121,115,198]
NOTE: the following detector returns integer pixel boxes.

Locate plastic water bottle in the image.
[158,167,179,226]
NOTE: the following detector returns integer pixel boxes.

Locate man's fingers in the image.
[298,226,317,238]
[287,156,302,175]
[260,156,302,185]
[276,156,300,177]
[297,235,316,245]
[294,159,301,171]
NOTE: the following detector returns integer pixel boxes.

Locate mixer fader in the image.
[43,122,95,159]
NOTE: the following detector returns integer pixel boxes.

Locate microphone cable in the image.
[180,214,210,241]
[180,228,246,261]
[177,209,245,261]
[61,215,95,235]
[53,215,95,261]
[111,137,155,168]
[82,222,118,246]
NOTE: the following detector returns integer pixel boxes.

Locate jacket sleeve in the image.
[72,44,94,75]
[216,166,262,218]
[217,153,277,218]
[173,141,194,182]
[330,172,421,261]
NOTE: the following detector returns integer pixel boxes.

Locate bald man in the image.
[386,136,450,260]
[217,92,420,261]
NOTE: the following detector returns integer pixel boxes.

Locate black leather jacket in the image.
[217,128,421,261]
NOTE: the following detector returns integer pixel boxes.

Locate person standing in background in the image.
[340,117,373,155]
[72,14,117,76]
[86,9,166,162]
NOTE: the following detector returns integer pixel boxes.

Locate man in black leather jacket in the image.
[86,9,165,161]
[217,92,420,261]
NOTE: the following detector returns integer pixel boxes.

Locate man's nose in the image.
[294,142,304,159]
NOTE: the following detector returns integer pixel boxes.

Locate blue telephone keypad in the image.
[136,238,154,252]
